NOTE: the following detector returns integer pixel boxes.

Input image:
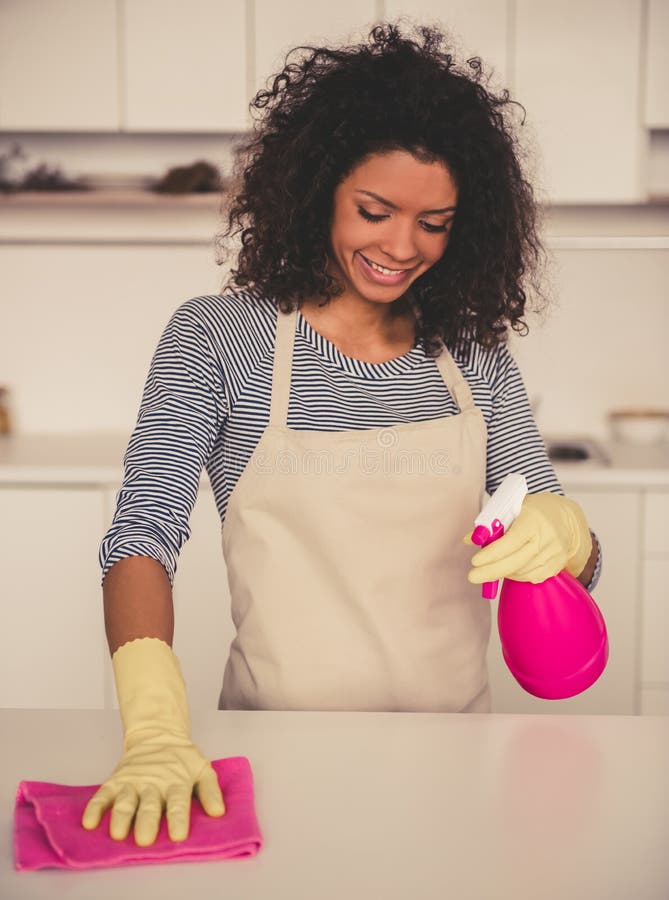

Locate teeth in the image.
[363,256,406,276]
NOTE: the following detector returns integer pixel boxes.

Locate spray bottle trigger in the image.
[477,519,505,600]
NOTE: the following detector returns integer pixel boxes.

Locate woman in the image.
[82,24,602,847]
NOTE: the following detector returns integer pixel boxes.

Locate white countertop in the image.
[547,437,669,489]
[0,432,129,484]
[1,432,669,489]
[2,709,668,900]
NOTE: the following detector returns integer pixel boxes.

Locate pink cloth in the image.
[14,757,263,871]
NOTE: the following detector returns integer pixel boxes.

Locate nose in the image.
[378,220,419,266]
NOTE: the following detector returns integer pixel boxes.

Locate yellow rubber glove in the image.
[81,637,225,846]
[465,491,593,585]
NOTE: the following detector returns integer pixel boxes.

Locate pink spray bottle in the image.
[471,473,609,700]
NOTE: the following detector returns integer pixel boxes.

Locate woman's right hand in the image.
[82,731,225,846]
[81,637,225,846]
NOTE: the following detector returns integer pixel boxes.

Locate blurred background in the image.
[0,1,667,716]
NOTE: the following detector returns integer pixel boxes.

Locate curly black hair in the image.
[217,22,547,356]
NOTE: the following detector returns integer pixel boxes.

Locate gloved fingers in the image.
[165,783,193,842]
[512,550,566,583]
[134,784,164,847]
[81,783,116,830]
[468,526,535,568]
[196,763,226,817]
[462,529,475,546]
[109,783,140,841]
[468,538,538,584]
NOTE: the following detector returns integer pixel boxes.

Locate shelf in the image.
[0,188,228,243]
[0,189,223,208]
[1,191,667,246]
[1,190,667,211]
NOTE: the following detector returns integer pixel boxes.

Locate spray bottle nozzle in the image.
[472,475,528,600]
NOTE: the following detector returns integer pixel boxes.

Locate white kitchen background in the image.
[1,1,668,715]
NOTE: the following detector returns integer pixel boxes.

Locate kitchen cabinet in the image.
[0,486,107,708]
[364,0,647,203]
[100,486,118,711]
[0,0,247,134]
[0,0,119,131]
[642,560,669,681]
[122,0,248,132]
[640,490,669,713]
[384,0,509,87]
[644,490,669,554]
[253,0,377,97]
[644,0,669,128]
[487,488,642,715]
[0,0,655,207]
[514,0,645,203]
[171,483,234,708]
[514,0,647,203]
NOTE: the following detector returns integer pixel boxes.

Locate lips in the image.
[361,253,409,275]
[356,252,416,286]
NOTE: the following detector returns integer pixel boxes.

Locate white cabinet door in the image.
[645,0,669,128]
[0,0,118,131]
[641,558,669,684]
[384,0,509,87]
[640,490,669,697]
[487,489,642,714]
[644,490,669,555]
[171,483,234,710]
[254,0,377,97]
[515,0,644,203]
[123,0,248,132]
[640,686,669,716]
[0,487,107,708]
[101,485,119,711]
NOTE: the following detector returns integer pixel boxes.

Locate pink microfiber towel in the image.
[14,757,263,871]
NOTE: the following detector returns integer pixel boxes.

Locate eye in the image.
[357,206,453,233]
[357,206,387,223]
[420,219,452,233]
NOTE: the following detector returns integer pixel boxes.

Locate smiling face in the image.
[327,149,458,309]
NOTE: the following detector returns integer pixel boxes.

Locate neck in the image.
[300,293,414,341]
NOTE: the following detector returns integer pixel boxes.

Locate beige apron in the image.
[219,306,491,713]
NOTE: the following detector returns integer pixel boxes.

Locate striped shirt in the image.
[99,289,601,590]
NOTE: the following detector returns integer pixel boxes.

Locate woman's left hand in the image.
[464,492,593,585]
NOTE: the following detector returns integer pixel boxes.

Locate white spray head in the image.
[475,473,528,533]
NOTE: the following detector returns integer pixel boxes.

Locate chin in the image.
[357,290,406,306]
[353,277,416,304]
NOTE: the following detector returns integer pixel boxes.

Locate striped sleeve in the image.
[484,343,563,497]
[585,535,603,593]
[484,341,602,592]
[98,300,228,586]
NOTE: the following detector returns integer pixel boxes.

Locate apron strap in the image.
[270,306,298,427]
[434,343,477,413]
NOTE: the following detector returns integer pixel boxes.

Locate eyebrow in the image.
[354,189,456,215]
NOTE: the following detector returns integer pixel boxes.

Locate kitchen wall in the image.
[510,242,669,439]
[0,240,221,435]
